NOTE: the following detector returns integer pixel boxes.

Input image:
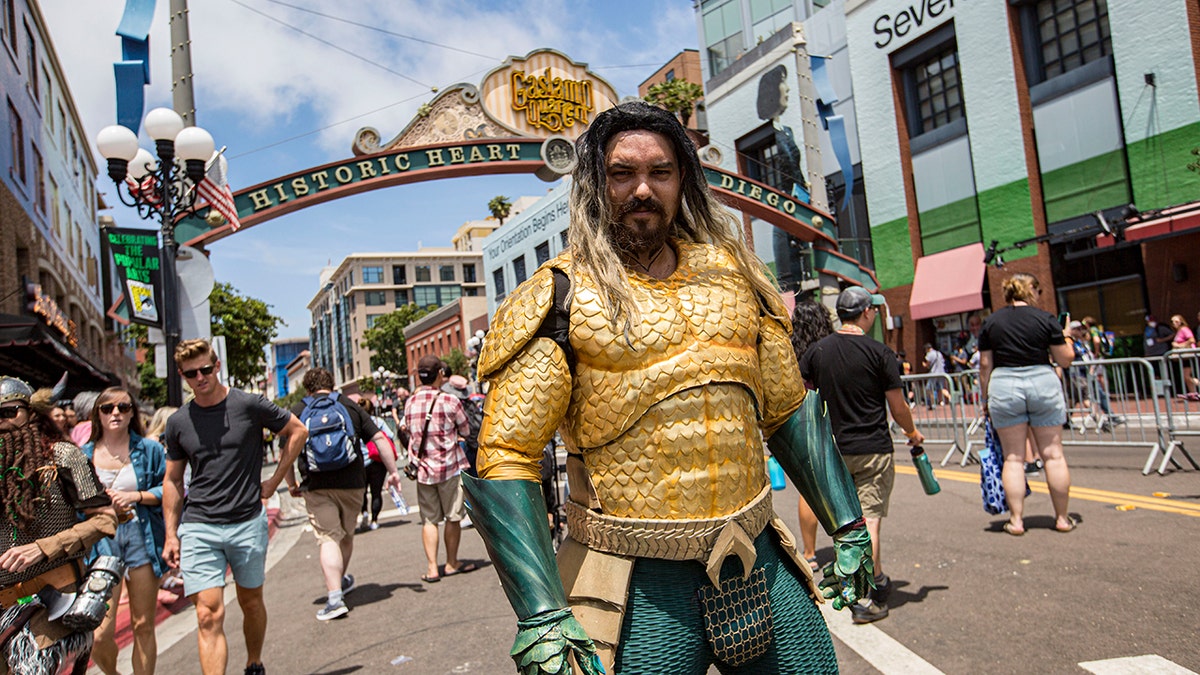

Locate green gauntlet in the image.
[767,391,874,609]
[820,525,875,610]
[463,475,604,674]
[766,391,863,534]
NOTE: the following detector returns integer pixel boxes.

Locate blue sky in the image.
[41,0,698,337]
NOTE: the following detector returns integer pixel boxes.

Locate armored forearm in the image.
[766,391,862,535]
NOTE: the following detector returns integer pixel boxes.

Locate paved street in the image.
[122,445,1198,675]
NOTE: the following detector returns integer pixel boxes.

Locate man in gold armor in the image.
[464,101,873,674]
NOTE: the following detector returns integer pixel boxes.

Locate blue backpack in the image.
[300,392,357,472]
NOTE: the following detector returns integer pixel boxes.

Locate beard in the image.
[609,196,672,258]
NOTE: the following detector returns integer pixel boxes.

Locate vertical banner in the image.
[105,227,163,328]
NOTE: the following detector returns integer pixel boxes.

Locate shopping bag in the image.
[980,419,1009,515]
[979,418,1031,515]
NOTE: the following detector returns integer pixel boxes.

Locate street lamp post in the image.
[96,108,216,406]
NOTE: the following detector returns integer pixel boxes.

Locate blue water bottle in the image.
[767,456,787,490]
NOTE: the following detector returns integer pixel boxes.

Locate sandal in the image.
[421,574,441,583]
[1055,517,1078,533]
[1002,521,1025,536]
[443,562,478,576]
[805,556,819,572]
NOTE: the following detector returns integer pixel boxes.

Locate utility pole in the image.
[169,0,197,125]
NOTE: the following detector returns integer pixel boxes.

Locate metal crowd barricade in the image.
[1057,356,1193,475]
[893,372,967,465]
[1154,349,1200,474]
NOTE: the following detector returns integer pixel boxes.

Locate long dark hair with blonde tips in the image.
[88,387,145,443]
[568,101,782,335]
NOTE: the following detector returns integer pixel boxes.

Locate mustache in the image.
[616,197,666,218]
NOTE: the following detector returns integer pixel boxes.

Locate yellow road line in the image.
[895,466,1200,517]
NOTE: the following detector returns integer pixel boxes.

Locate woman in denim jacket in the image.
[82,387,166,675]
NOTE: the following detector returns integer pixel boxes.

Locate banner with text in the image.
[106,227,163,328]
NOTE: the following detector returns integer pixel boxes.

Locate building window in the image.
[665,69,676,81]
[49,175,58,233]
[462,263,476,283]
[415,265,431,282]
[910,45,963,136]
[2,0,14,55]
[362,266,383,284]
[8,98,24,184]
[1023,0,1112,84]
[364,290,387,306]
[560,230,569,249]
[392,265,406,284]
[30,145,46,214]
[366,314,383,329]
[413,285,461,307]
[439,264,455,282]
[702,0,743,76]
[394,289,408,306]
[736,123,804,197]
[464,287,478,297]
[24,22,37,102]
[535,241,550,266]
[493,268,506,301]
[512,255,527,285]
[827,166,874,271]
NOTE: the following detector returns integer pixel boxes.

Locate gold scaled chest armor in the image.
[476,242,805,520]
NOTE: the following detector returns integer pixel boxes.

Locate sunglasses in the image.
[181,364,216,379]
[0,406,28,419]
[99,402,134,415]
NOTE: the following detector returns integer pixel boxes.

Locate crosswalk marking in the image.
[1079,654,1198,674]
[818,600,944,674]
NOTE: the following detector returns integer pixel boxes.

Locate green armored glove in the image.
[820,525,875,610]
[463,475,604,675]
[767,390,875,610]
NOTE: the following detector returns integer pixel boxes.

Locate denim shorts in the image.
[179,508,268,596]
[988,365,1067,429]
[110,519,154,573]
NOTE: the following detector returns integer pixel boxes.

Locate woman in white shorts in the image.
[978,273,1076,535]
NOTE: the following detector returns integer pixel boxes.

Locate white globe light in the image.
[96,125,139,161]
[143,107,184,141]
[126,148,157,181]
[175,126,214,162]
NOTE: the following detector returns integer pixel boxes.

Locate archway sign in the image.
[178,49,877,290]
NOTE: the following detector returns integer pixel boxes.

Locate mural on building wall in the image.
[756,65,811,292]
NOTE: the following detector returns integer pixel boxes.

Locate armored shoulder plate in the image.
[478,264,559,379]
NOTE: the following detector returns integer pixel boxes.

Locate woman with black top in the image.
[978,273,1076,535]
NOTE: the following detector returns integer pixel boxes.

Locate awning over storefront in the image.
[908,243,986,320]
[1096,202,1200,247]
[0,315,118,395]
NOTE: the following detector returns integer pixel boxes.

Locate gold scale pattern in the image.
[476,242,806,519]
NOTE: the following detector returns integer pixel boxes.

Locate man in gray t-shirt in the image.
[162,339,308,675]
[922,343,951,408]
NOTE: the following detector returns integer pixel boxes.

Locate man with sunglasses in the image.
[161,339,309,675]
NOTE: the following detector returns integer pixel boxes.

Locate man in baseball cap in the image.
[800,285,923,625]
[836,286,886,321]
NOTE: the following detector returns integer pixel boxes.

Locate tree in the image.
[362,304,435,374]
[644,79,705,127]
[209,282,285,388]
[443,347,468,376]
[488,195,513,225]
[275,385,307,411]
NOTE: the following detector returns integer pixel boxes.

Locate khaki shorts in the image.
[841,453,895,519]
[416,474,466,525]
[303,488,364,544]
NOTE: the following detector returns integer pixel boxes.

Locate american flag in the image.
[196,151,242,231]
[125,174,162,209]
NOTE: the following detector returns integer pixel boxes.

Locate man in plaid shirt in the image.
[404,355,474,582]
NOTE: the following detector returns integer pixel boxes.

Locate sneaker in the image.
[870,574,892,604]
[368,521,379,531]
[316,598,348,621]
[341,574,356,594]
[244,663,265,675]
[850,600,889,624]
[461,515,473,529]
[1024,459,1043,475]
